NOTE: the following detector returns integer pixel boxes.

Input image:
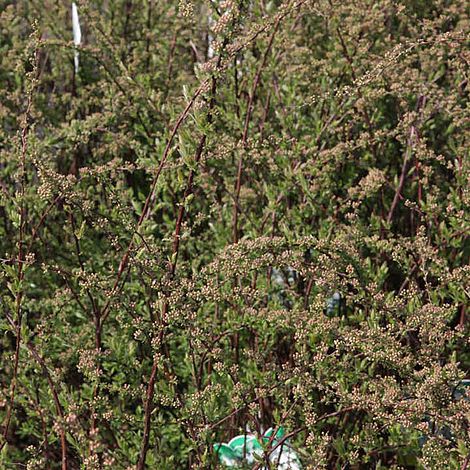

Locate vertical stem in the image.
[232,19,280,243]
[137,41,224,470]
[69,212,102,458]
[27,342,68,470]
[387,96,425,225]
[145,0,154,71]
[1,48,38,453]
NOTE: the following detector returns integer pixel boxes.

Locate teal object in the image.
[263,426,285,442]
[214,426,302,469]
[214,443,240,467]
[228,435,263,464]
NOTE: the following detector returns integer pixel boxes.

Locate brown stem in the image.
[233,18,281,243]
[166,29,178,97]
[387,95,426,225]
[68,211,102,457]
[27,342,68,470]
[334,21,376,156]
[145,0,154,71]
[100,83,206,325]
[209,384,280,430]
[252,407,355,470]
[3,306,68,470]
[459,305,466,328]
[168,135,206,275]
[136,37,224,470]
[1,49,38,452]
[101,0,307,329]
[136,351,160,470]
[462,453,470,470]
[26,194,62,253]
[386,131,413,225]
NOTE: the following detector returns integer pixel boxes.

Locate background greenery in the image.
[0,0,468,468]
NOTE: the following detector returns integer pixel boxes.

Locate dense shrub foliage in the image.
[0,0,469,468]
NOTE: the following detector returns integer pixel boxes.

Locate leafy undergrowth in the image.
[0,0,468,468]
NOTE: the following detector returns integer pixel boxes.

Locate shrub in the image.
[0,0,468,468]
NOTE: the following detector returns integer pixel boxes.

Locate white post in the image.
[72,2,82,73]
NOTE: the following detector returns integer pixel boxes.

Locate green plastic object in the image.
[214,426,302,469]
[263,426,285,441]
[214,443,240,467]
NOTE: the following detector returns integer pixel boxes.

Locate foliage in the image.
[0,0,468,468]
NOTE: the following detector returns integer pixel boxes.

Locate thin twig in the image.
[387,95,426,224]
[232,17,281,243]
[1,48,38,454]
